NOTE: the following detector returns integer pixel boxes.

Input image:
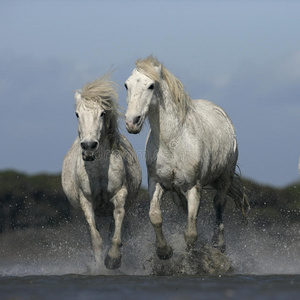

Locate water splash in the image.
[0,195,299,276]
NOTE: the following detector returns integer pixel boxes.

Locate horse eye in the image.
[75,112,79,118]
[100,111,105,117]
[124,83,128,90]
[148,83,155,90]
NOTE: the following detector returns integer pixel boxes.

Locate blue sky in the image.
[1,0,300,187]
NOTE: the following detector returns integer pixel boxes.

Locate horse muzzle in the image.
[126,123,142,134]
[82,151,96,161]
[81,141,99,161]
[125,115,143,134]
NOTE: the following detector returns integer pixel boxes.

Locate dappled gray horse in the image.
[125,56,248,259]
[62,73,141,269]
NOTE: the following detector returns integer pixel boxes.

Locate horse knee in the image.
[149,209,162,228]
[113,207,125,221]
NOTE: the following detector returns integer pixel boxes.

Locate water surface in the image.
[1,274,300,300]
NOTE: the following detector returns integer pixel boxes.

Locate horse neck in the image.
[92,130,118,162]
[148,81,182,142]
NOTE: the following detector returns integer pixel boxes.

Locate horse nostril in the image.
[81,141,98,151]
[90,142,98,150]
[81,142,87,150]
[133,116,141,125]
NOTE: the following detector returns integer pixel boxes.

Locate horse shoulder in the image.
[62,138,81,208]
[107,136,141,195]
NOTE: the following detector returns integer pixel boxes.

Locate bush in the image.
[0,170,71,233]
[0,170,299,233]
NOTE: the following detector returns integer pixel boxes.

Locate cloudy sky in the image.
[1,0,300,187]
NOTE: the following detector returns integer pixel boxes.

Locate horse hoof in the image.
[157,246,173,260]
[104,255,122,270]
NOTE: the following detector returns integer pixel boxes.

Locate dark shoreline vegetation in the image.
[0,169,299,234]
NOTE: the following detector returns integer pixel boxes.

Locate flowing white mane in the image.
[136,55,192,121]
[76,72,120,135]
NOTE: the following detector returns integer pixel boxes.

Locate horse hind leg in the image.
[104,187,127,270]
[212,186,228,253]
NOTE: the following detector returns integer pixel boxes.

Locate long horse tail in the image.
[227,168,250,223]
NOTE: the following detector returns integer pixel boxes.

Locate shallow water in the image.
[1,196,300,298]
[1,204,299,277]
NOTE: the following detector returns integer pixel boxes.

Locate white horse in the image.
[62,73,141,269]
[124,56,248,259]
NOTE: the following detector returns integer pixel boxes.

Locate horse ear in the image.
[74,91,81,102]
[154,65,163,77]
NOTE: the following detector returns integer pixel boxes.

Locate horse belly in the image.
[153,147,231,192]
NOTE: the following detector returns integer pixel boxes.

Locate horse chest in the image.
[77,154,125,199]
[155,151,194,190]
[76,160,107,193]
[78,171,106,196]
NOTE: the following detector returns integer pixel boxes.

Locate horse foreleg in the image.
[79,193,102,266]
[104,187,127,270]
[149,179,173,260]
[212,189,227,253]
[184,184,201,250]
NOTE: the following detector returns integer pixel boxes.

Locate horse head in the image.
[74,75,118,161]
[125,57,162,134]
[75,91,106,161]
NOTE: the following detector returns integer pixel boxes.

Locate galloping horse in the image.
[62,73,141,269]
[124,56,248,259]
